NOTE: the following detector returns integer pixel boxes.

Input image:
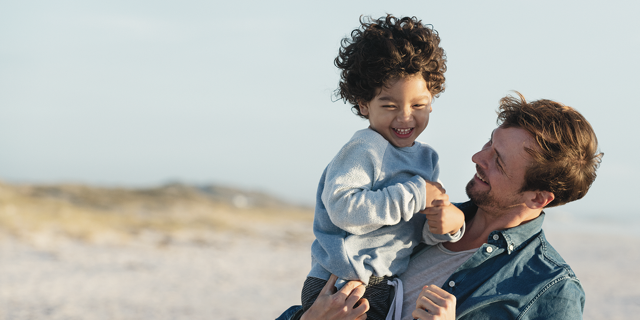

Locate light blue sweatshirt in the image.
[308,128,462,285]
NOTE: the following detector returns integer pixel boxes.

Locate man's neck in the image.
[443,205,542,252]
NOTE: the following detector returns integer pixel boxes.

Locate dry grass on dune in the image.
[0,182,316,320]
[0,182,313,245]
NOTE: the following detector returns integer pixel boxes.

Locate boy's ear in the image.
[358,102,369,116]
[525,190,555,209]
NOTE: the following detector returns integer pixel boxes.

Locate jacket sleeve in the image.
[321,138,427,236]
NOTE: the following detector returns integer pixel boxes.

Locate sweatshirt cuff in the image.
[422,221,466,244]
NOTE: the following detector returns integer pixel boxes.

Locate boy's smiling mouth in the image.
[393,128,414,137]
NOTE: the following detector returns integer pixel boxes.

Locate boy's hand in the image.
[425,180,449,208]
[421,200,464,235]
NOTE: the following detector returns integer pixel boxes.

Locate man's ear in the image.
[525,191,555,209]
[358,102,369,117]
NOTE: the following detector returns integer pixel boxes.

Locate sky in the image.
[1,0,638,219]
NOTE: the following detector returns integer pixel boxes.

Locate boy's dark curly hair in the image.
[335,14,447,118]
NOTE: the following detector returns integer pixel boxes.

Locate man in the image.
[283,92,602,320]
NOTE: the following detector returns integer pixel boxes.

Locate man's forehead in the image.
[493,126,537,162]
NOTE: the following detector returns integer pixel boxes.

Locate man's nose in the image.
[472,150,488,168]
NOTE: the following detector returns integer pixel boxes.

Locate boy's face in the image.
[359,75,432,148]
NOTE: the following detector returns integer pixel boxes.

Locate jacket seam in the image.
[539,232,575,275]
[517,275,574,320]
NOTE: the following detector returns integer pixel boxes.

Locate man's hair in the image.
[334,14,447,119]
[498,92,603,207]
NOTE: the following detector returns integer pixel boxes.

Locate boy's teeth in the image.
[395,128,411,134]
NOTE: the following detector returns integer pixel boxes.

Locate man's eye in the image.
[496,159,506,173]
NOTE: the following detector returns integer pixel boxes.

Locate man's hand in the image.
[411,284,456,320]
[425,181,449,208]
[301,274,369,320]
[421,200,464,235]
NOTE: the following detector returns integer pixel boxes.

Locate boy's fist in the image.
[421,201,465,235]
[425,180,449,208]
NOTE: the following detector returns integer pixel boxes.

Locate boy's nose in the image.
[397,107,413,122]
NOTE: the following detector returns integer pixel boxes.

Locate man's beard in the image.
[466,178,522,211]
[465,178,500,207]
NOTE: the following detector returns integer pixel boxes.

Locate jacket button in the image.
[492,234,499,240]
[449,281,456,287]
[509,244,514,251]
[486,246,493,253]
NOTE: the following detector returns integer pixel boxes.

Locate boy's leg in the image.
[300,277,327,313]
[364,275,394,320]
[300,275,393,320]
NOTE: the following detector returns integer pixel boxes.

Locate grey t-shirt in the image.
[399,244,477,320]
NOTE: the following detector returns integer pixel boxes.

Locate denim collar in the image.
[456,201,545,255]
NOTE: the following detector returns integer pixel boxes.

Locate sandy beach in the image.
[0,230,312,320]
[1,183,639,319]
[2,217,640,320]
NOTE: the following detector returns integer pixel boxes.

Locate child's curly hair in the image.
[335,14,447,118]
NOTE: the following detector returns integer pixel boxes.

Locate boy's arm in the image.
[421,200,466,245]
[322,139,427,235]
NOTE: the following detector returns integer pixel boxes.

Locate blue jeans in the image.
[275,305,302,320]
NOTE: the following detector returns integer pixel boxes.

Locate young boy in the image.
[300,15,465,320]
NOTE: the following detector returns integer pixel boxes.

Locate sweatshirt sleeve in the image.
[420,178,465,244]
[321,137,427,236]
[423,221,465,245]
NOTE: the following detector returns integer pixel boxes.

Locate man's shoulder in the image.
[536,230,578,278]
[507,228,578,282]
[517,230,583,302]
[514,230,585,318]
[456,227,584,319]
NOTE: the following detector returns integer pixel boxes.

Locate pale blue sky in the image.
[1,0,638,218]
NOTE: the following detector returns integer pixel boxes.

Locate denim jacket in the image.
[422,201,585,319]
[276,201,585,320]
